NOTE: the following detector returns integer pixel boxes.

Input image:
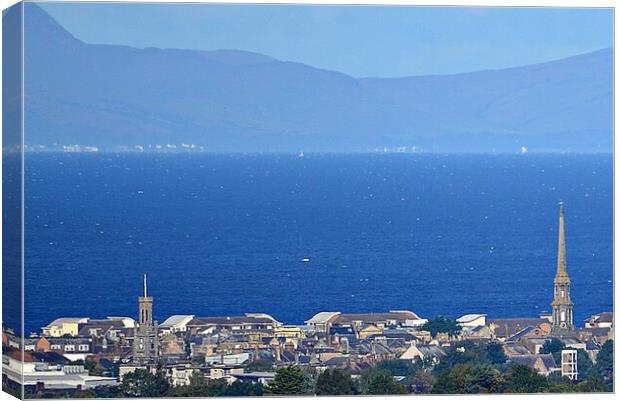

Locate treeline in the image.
[50,339,613,398]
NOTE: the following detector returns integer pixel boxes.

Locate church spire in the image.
[555,202,570,283]
[551,202,574,332]
[144,273,148,297]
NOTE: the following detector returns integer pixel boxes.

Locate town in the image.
[2,206,614,397]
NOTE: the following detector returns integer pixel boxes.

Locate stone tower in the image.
[551,203,574,333]
[133,274,159,363]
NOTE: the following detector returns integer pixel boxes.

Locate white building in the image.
[160,315,196,334]
[42,318,89,337]
[561,349,578,381]
[2,354,118,391]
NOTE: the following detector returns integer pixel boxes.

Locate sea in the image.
[11,153,615,334]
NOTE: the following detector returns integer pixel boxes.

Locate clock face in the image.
[560,322,567,328]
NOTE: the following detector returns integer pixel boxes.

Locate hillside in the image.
[19,3,613,152]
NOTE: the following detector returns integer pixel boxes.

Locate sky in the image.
[37,2,613,78]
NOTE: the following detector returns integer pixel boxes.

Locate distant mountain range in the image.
[16,3,614,152]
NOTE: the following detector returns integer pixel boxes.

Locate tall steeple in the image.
[133,274,159,363]
[555,203,569,283]
[551,202,574,332]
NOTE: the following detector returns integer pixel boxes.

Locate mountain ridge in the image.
[18,3,613,152]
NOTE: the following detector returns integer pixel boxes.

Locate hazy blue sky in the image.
[38,2,613,77]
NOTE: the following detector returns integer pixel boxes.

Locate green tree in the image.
[244,358,274,372]
[421,316,462,337]
[84,357,103,376]
[576,371,609,393]
[432,364,504,394]
[504,364,548,393]
[576,349,593,380]
[409,370,435,394]
[486,342,507,364]
[120,368,170,397]
[365,370,406,395]
[224,380,264,396]
[433,341,489,375]
[540,338,564,355]
[264,365,312,395]
[315,369,356,395]
[375,359,417,376]
[73,389,97,398]
[594,340,613,382]
[548,383,576,393]
[205,379,231,397]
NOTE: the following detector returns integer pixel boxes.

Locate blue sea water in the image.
[18,153,613,334]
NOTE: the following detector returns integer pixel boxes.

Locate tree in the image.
[547,383,576,393]
[120,368,170,397]
[244,358,274,372]
[315,369,355,395]
[409,370,435,394]
[504,364,548,393]
[264,365,312,395]
[433,342,489,374]
[225,380,263,396]
[376,359,417,376]
[594,340,613,382]
[576,371,609,393]
[73,389,97,398]
[365,370,406,395]
[486,342,507,364]
[540,338,564,355]
[421,316,462,338]
[576,349,593,380]
[432,364,504,394]
[84,357,103,376]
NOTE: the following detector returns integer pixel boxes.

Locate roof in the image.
[585,312,614,324]
[400,344,446,360]
[505,344,531,355]
[489,318,547,338]
[507,326,537,342]
[581,327,613,337]
[43,318,89,328]
[330,326,355,335]
[189,316,276,326]
[508,355,537,369]
[78,319,130,336]
[356,340,393,355]
[323,356,351,366]
[305,312,341,325]
[48,337,93,345]
[160,315,196,328]
[457,314,487,323]
[31,352,71,364]
[334,311,420,325]
[510,354,556,372]
[539,354,557,370]
[233,372,276,379]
